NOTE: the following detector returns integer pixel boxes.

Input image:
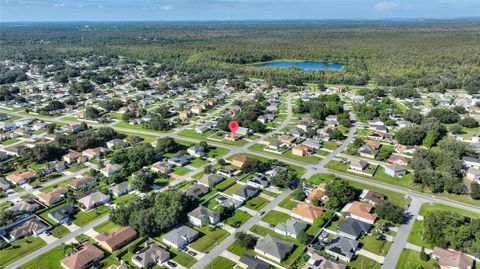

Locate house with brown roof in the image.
[68,176,96,190]
[151,161,172,176]
[78,191,110,211]
[291,203,324,224]
[82,147,108,159]
[387,154,410,166]
[432,247,474,269]
[34,187,67,205]
[6,218,50,242]
[63,151,82,164]
[346,201,377,224]
[61,243,104,269]
[5,171,37,185]
[95,227,137,252]
[278,134,297,145]
[306,184,327,204]
[359,190,385,205]
[232,155,254,168]
[292,144,310,157]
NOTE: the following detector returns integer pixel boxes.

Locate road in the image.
[5,214,109,269]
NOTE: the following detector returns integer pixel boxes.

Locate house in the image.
[394,144,417,155]
[432,247,474,269]
[34,187,67,205]
[7,200,40,217]
[96,227,138,252]
[291,203,323,224]
[7,218,49,242]
[48,204,75,224]
[0,178,10,191]
[225,132,243,141]
[44,161,66,173]
[302,251,346,269]
[232,155,254,168]
[367,119,384,126]
[131,243,170,268]
[216,194,243,209]
[68,176,96,190]
[5,171,37,185]
[385,164,407,177]
[325,236,359,262]
[179,110,193,120]
[106,139,125,150]
[466,167,480,182]
[78,191,110,211]
[190,105,203,114]
[238,255,270,269]
[61,243,104,269]
[188,206,220,226]
[63,151,82,164]
[167,153,192,167]
[359,190,385,205]
[246,174,270,190]
[337,218,372,240]
[254,234,294,263]
[302,139,322,150]
[358,145,378,159]
[216,168,241,178]
[348,158,369,171]
[187,145,206,158]
[296,121,311,132]
[162,226,199,249]
[198,174,224,188]
[236,126,252,136]
[397,120,413,128]
[63,123,82,133]
[151,161,172,175]
[100,163,122,177]
[195,125,211,134]
[387,154,410,166]
[368,130,388,140]
[185,184,209,199]
[292,144,310,156]
[325,115,339,127]
[109,182,132,197]
[233,185,259,201]
[267,139,283,150]
[290,128,305,138]
[274,218,308,238]
[278,134,297,145]
[306,184,327,204]
[346,201,377,224]
[463,156,480,169]
[82,147,108,159]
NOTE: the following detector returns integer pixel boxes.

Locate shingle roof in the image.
[255,234,294,260]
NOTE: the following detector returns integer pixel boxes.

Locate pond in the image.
[254,61,343,71]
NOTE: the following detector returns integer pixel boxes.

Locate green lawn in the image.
[395,249,438,269]
[116,130,157,143]
[244,196,269,211]
[190,227,230,253]
[261,190,279,198]
[227,240,256,257]
[190,158,209,168]
[112,193,137,205]
[18,244,67,269]
[72,206,111,226]
[261,210,290,225]
[169,247,197,267]
[178,128,215,139]
[306,173,337,185]
[0,138,20,145]
[224,210,252,228]
[50,225,70,238]
[94,220,122,233]
[223,183,243,195]
[347,180,410,207]
[359,236,392,256]
[419,203,480,218]
[249,143,321,164]
[214,178,236,191]
[407,220,433,249]
[0,237,47,267]
[373,167,417,190]
[323,141,338,150]
[173,166,191,176]
[228,153,305,177]
[203,256,236,269]
[67,163,85,172]
[206,147,229,158]
[346,255,381,269]
[278,195,298,210]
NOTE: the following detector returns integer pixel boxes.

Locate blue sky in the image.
[1,0,479,22]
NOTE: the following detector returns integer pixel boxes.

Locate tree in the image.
[327,129,344,140]
[459,117,479,128]
[292,185,306,201]
[325,180,359,210]
[470,182,480,200]
[427,108,459,124]
[241,159,268,174]
[235,232,257,249]
[337,113,351,127]
[0,210,13,226]
[449,124,463,135]
[46,123,56,134]
[402,109,423,124]
[419,247,429,261]
[396,127,425,146]
[203,164,212,174]
[131,170,154,192]
[156,137,178,153]
[297,230,310,245]
[375,200,406,224]
[85,106,100,120]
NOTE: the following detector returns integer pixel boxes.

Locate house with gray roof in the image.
[48,204,75,224]
[131,243,170,268]
[463,156,480,169]
[0,178,10,191]
[109,182,132,197]
[254,234,294,263]
[274,218,308,238]
[167,153,192,167]
[188,206,220,227]
[337,218,372,240]
[198,174,224,188]
[7,200,40,217]
[238,255,269,269]
[325,236,359,262]
[233,185,259,201]
[185,184,209,199]
[384,164,407,177]
[162,226,199,249]
[247,174,270,190]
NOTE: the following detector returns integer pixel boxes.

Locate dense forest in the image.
[1,20,480,89]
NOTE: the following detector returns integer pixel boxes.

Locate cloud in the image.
[374,1,398,12]
[162,5,174,11]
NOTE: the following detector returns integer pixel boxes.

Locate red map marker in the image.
[229,120,239,134]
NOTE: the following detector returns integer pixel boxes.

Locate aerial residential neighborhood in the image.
[1,3,480,269]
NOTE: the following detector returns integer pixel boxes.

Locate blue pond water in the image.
[254,61,343,71]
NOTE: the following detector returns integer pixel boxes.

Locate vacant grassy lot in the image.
[224,210,251,228]
[202,256,236,269]
[395,249,438,269]
[278,195,298,210]
[190,227,229,253]
[245,196,269,211]
[261,210,290,225]
[72,206,111,226]
[359,236,392,256]
[94,220,122,233]
[0,237,47,267]
[18,244,66,269]
[223,183,243,195]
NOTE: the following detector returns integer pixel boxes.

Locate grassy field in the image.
[407,220,434,249]
[224,210,252,228]
[0,237,47,267]
[249,143,322,164]
[395,249,438,269]
[359,236,392,256]
[50,225,70,238]
[244,196,269,211]
[178,128,215,139]
[278,195,298,210]
[202,256,236,269]
[346,255,381,269]
[94,220,122,233]
[116,130,157,143]
[72,206,111,226]
[261,210,290,225]
[190,227,230,253]
[223,183,243,195]
[173,166,191,176]
[0,138,20,146]
[18,244,66,269]
[418,203,480,218]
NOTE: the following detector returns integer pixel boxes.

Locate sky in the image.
[1,0,480,22]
